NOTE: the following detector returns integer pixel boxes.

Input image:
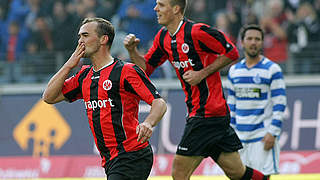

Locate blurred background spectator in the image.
[287,1,320,73]
[117,0,159,51]
[0,0,319,84]
[260,0,289,72]
[0,21,29,83]
[185,0,210,24]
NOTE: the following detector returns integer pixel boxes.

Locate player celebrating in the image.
[123,0,269,179]
[42,17,167,180]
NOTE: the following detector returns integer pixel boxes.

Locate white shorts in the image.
[239,140,280,175]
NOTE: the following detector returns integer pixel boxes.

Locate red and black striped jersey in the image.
[61,59,161,166]
[144,18,239,118]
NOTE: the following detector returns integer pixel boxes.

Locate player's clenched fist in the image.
[124,33,140,51]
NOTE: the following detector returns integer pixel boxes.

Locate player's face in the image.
[154,0,175,26]
[78,22,101,58]
[241,29,263,58]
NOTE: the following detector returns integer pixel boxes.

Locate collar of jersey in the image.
[170,19,184,37]
[92,58,115,72]
[243,57,265,69]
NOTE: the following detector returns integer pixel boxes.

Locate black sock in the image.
[240,166,253,180]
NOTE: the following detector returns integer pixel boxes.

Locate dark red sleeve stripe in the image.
[148,47,165,67]
[145,28,168,76]
[123,79,139,96]
[63,66,91,102]
[148,29,167,67]
[198,40,220,54]
[132,65,161,99]
[199,25,233,53]
[64,87,81,102]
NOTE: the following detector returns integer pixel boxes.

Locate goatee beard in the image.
[247,53,259,58]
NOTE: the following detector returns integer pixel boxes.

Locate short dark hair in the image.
[240,24,264,40]
[81,17,115,47]
[170,0,187,15]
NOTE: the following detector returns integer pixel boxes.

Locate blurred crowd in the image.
[186,0,320,75]
[0,0,319,83]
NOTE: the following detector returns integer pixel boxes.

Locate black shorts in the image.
[104,145,153,180]
[176,116,243,162]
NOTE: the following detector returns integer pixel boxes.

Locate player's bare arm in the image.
[42,42,85,104]
[123,33,147,70]
[136,98,167,143]
[183,55,233,86]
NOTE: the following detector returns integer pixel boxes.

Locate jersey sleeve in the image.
[194,24,239,61]
[269,64,287,136]
[122,64,161,105]
[61,65,90,102]
[144,28,168,76]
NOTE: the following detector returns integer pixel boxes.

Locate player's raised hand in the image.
[64,42,85,69]
[136,121,153,143]
[124,33,140,51]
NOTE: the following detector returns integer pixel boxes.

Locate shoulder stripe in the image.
[199,25,233,52]
[132,65,160,99]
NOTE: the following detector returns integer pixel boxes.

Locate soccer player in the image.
[226,24,287,177]
[42,17,167,180]
[123,0,269,179]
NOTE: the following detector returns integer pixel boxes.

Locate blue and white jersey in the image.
[226,57,286,143]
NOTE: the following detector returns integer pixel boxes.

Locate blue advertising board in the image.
[1,85,320,156]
